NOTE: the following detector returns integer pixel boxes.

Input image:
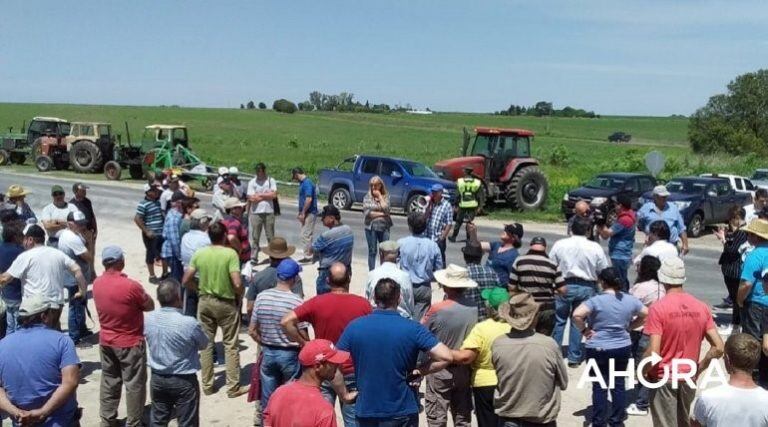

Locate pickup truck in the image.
[640,176,752,238]
[699,173,756,198]
[318,155,457,214]
[562,172,657,221]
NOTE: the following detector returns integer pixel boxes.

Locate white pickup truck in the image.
[699,173,756,198]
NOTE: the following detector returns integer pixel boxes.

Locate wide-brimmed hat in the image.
[499,291,540,331]
[658,257,686,285]
[6,185,29,198]
[263,237,296,259]
[744,219,768,241]
[434,264,478,288]
[223,197,246,210]
[652,185,670,197]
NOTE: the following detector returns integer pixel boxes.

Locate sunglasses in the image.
[52,192,65,196]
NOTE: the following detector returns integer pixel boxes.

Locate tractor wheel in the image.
[329,187,353,210]
[9,153,26,164]
[0,150,9,166]
[35,155,53,172]
[128,165,145,180]
[70,140,104,173]
[406,193,428,214]
[104,161,122,180]
[200,177,214,192]
[31,139,43,157]
[505,166,548,211]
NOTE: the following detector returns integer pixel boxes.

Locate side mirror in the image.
[391,170,402,179]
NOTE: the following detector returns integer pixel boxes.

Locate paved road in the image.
[0,173,730,312]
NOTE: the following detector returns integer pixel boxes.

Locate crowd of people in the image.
[2,168,768,427]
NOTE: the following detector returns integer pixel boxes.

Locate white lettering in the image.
[671,359,697,389]
[698,362,728,389]
[577,359,607,389]
[608,358,636,389]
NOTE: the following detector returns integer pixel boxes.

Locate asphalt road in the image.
[0,173,730,315]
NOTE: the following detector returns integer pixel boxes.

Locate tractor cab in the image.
[465,128,534,182]
[27,117,71,144]
[70,122,114,145]
[141,125,188,151]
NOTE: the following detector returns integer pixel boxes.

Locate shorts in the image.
[142,233,164,264]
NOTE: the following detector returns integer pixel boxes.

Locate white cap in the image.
[218,166,229,175]
[228,166,239,175]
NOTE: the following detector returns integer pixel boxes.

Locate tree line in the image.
[240,91,420,114]
[494,101,598,118]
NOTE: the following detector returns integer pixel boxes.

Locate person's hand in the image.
[297,213,305,225]
[341,390,358,404]
[407,369,424,387]
[581,328,595,340]
[73,291,84,300]
[21,408,49,426]
[466,222,477,235]
[372,190,381,199]
[9,408,28,424]
[145,230,156,239]
[681,244,690,256]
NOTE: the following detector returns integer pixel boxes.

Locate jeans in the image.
[472,386,497,427]
[365,228,390,271]
[742,302,768,387]
[320,374,358,427]
[150,373,199,427]
[260,346,301,411]
[66,287,87,343]
[586,345,631,427]
[610,257,630,292]
[553,283,595,363]
[4,299,20,335]
[630,331,650,409]
[166,257,184,282]
[437,239,447,271]
[356,415,418,427]
[183,287,199,318]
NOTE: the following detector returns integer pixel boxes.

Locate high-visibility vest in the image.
[457,177,481,208]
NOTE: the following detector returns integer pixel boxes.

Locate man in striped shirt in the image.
[135,183,166,284]
[508,237,566,336]
[312,206,354,295]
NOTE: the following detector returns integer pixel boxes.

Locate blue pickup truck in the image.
[318,155,457,213]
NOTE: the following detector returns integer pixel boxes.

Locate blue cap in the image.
[276,258,302,280]
[430,183,444,193]
[102,245,124,263]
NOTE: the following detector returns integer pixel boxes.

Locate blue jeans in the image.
[553,283,595,363]
[166,257,184,282]
[365,228,390,271]
[259,346,301,411]
[320,374,358,427]
[611,257,630,292]
[586,345,631,427]
[3,299,20,335]
[66,287,87,343]
[630,330,650,409]
[356,415,418,427]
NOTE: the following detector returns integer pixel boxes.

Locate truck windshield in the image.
[402,161,438,178]
[666,180,707,194]
[470,135,496,156]
[585,176,625,189]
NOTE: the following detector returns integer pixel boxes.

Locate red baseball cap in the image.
[298,339,350,367]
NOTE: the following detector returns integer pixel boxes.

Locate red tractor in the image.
[433,127,548,211]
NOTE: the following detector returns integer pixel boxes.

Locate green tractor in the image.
[0,117,71,166]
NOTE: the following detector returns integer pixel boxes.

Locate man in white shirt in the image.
[57,211,94,345]
[365,240,415,319]
[40,185,80,246]
[549,215,610,367]
[159,174,182,212]
[744,188,768,222]
[633,220,680,270]
[691,333,768,426]
[0,225,87,329]
[246,162,277,263]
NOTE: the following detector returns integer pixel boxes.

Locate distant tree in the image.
[298,101,314,111]
[258,102,267,109]
[246,101,255,109]
[240,104,245,109]
[273,99,298,114]
[531,101,554,117]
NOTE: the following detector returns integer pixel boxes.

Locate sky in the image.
[1,1,767,116]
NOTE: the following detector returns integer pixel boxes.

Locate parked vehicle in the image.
[750,169,768,189]
[318,155,457,213]
[0,117,71,166]
[640,176,752,237]
[433,127,548,211]
[608,132,632,143]
[562,172,657,222]
[699,173,756,198]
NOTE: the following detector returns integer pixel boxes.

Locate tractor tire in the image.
[329,187,353,210]
[406,193,428,214]
[0,150,9,166]
[9,153,26,164]
[35,155,53,172]
[104,161,122,180]
[70,140,104,173]
[129,165,145,180]
[505,166,548,211]
[200,177,214,192]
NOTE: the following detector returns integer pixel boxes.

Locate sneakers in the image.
[203,388,215,396]
[448,236,457,243]
[718,324,734,337]
[715,297,733,309]
[626,403,649,416]
[227,386,249,398]
[148,276,160,285]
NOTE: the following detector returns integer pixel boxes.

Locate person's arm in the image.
[0,272,14,286]
[330,368,357,404]
[737,280,753,307]
[281,310,309,347]
[133,214,154,237]
[571,303,593,338]
[697,327,725,378]
[0,387,27,423]
[680,232,690,256]
[248,318,261,343]
[466,223,490,251]
[23,365,79,425]
[181,266,198,293]
[67,263,87,300]
[451,348,478,365]
[629,306,649,330]
[597,225,613,239]
[762,332,768,357]
[230,271,243,297]
[192,323,210,350]
[439,209,452,240]
[642,334,662,377]
[418,342,454,375]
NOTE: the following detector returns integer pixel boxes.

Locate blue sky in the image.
[1,1,766,116]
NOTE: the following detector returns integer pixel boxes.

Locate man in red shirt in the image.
[221,197,251,263]
[281,262,371,426]
[643,257,724,427]
[92,246,155,427]
[264,339,350,427]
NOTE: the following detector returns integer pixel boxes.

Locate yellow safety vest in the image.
[457,177,481,208]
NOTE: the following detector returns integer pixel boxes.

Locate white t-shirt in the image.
[40,203,80,238]
[693,383,768,426]
[246,177,277,214]
[57,229,89,285]
[159,189,174,212]
[549,235,610,281]
[633,240,679,269]
[6,245,75,304]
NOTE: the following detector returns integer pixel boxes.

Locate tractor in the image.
[0,117,71,167]
[102,122,148,181]
[433,127,549,211]
[66,122,117,173]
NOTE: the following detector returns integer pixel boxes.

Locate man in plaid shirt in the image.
[461,243,499,320]
[426,184,454,267]
[162,191,187,282]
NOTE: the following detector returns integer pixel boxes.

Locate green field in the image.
[0,102,760,221]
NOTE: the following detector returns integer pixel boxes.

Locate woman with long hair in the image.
[573,267,648,427]
[714,205,748,333]
[362,175,391,270]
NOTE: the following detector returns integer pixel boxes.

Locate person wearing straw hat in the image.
[421,265,478,427]
[244,237,304,323]
[5,184,35,223]
[492,291,568,427]
[643,257,723,427]
[220,197,251,263]
[737,218,768,387]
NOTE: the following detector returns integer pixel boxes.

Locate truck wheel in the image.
[9,153,26,164]
[129,165,145,180]
[330,187,353,210]
[506,166,548,211]
[104,161,122,180]
[70,140,104,173]
[35,155,53,172]
[688,213,704,238]
[0,149,9,166]
[406,193,428,214]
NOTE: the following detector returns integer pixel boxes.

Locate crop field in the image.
[0,102,760,221]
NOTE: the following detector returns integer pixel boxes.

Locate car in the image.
[608,132,632,143]
[318,154,457,214]
[750,169,768,190]
[699,173,756,198]
[639,176,752,238]
[562,172,657,222]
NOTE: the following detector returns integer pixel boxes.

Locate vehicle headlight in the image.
[590,197,607,206]
[563,193,569,201]
[673,201,691,210]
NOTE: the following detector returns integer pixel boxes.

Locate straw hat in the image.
[6,185,29,198]
[433,264,478,289]
[744,219,768,241]
[499,291,540,331]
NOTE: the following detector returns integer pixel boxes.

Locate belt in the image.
[564,278,597,286]
[413,281,431,288]
[151,371,197,378]
[261,344,300,351]
[199,294,235,303]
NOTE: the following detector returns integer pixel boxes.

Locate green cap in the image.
[51,185,65,195]
[481,287,510,310]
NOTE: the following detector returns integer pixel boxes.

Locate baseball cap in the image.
[228,166,239,175]
[190,209,212,220]
[144,183,160,193]
[530,236,547,247]
[652,185,670,197]
[504,223,524,239]
[72,182,89,192]
[218,166,229,175]
[298,339,351,367]
[320,205,341,220]
[170,191,188,203]
[51,185,65,195]
[66,211,89,226]
[19,295,60,318]
[276,258,302,280]
[101,245,124,263]
[430,183,444,193]
[481,287,510,310]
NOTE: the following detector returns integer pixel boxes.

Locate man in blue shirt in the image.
[426,184,453,267]
[144,279,209,426]
[398,212,443,321]
[597,195,637,291]
[0,223,24,335]
[637,185,689,255]
[0,295,81,426]
[738,219,768,387]
[312,206,354,295]
[292,167,319,263]
[337,278,453,427]
[162,191,187,282]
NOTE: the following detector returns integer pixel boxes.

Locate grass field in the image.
[0,102,760,221]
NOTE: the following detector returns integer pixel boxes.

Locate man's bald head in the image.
[327,262,350,290]
[574,201,590,216]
